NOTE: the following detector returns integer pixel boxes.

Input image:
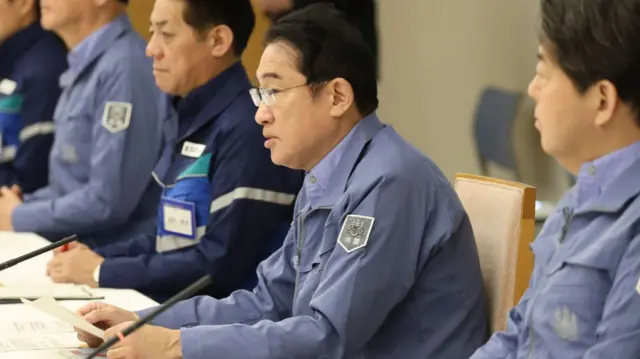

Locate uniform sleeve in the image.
[11,59,163,234]
[96,119,299,297]
[135,234,297,329]
[23,185,54,202]
[94,231,156,258]
[582,232,640,358]
[175,175,441,359]
[10,69,60,193]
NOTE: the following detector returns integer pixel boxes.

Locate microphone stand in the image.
[0,234,78,271]
[85,275,212,359]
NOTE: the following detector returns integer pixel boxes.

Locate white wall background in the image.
[376,0,569,201]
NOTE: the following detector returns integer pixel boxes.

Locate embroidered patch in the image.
[0,79,17,96]
[553,306,578,342]
[337,215,375,253]
[101,102,132,133]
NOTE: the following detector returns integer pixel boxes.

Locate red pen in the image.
[61,243,70,252]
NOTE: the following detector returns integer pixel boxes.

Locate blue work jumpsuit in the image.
[138,113,489,358]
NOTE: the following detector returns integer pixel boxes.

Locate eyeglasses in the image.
[249,83,308,107]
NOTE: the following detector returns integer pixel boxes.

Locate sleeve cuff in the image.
[12,201,51,232]
[93,264,101,285]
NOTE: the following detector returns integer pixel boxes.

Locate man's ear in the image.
[592,79,619,128]
[327,78,355,118]
[207,24,234,58]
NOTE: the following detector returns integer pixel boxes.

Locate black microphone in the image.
[85,274,212,359]
[0,234,78,271]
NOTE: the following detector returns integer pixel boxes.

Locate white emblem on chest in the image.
[553,306,578,341]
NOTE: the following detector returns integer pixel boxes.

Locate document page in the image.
[0,321,74,336]
[0,284,102,301]
[0,348,104,359]
[20,297,105,338]
[0,335,78,352]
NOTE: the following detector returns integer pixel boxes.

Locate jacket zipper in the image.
[527,207,574,359]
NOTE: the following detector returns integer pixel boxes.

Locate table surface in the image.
[0,232,158,358]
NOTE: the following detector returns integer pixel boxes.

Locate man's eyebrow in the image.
[257,72,282,81]
[150,20,168,28]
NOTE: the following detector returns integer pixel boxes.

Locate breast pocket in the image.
[294,238,336,316]
[536,252,612,348]
[299,244,334,283]
[53,112,92,181]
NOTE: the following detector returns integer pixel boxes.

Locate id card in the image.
[160,197,196,239]
[0,79,17,96]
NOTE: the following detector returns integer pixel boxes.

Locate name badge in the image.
[181,141,206,158]
[0,79,17,96]
[160,197,196,239]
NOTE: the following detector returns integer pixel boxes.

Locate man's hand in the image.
[53,241,88,256]
[75,302,139,348]
[256,0,293,16]
[46,247,104,287]
[0,186,23,230]
[104,322,182,359]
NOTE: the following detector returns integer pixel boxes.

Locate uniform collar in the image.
[304,123,357,207]
[314,112,384,208]
[60,14,131,87]
[176,61,250,141]
[576,140,640,213]
[0,22,46,71]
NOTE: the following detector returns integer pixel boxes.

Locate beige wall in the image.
[126,0,569,200]
[376,0,568,200]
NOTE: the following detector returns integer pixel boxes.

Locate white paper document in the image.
[0,320,74,336]
[13,320,74,334]
[0,335,78,352]
[20,297,105,338]
[0,284,102,301]
[0,349,96,359]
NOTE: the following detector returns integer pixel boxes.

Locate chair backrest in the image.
[454,173,536,333]
[473,86,522,176]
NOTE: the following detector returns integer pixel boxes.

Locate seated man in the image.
[0,0,170,247]
[0,0,67,194]
[46,0,304,302]
[470,1,640,358]
[74,4,488,359]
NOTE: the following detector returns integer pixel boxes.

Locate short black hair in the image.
[182,0,255,57]
[540,0,640,125]
[265,3,378,116]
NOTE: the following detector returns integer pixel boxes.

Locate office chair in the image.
[473,86,523,181]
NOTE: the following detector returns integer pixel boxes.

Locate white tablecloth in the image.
[0,232,158,358]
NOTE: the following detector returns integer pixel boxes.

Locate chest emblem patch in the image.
[553,306,578,342]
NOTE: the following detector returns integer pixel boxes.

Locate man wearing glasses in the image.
[74,5,487,359]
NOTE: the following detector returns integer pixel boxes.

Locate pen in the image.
[61,243,70,252]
